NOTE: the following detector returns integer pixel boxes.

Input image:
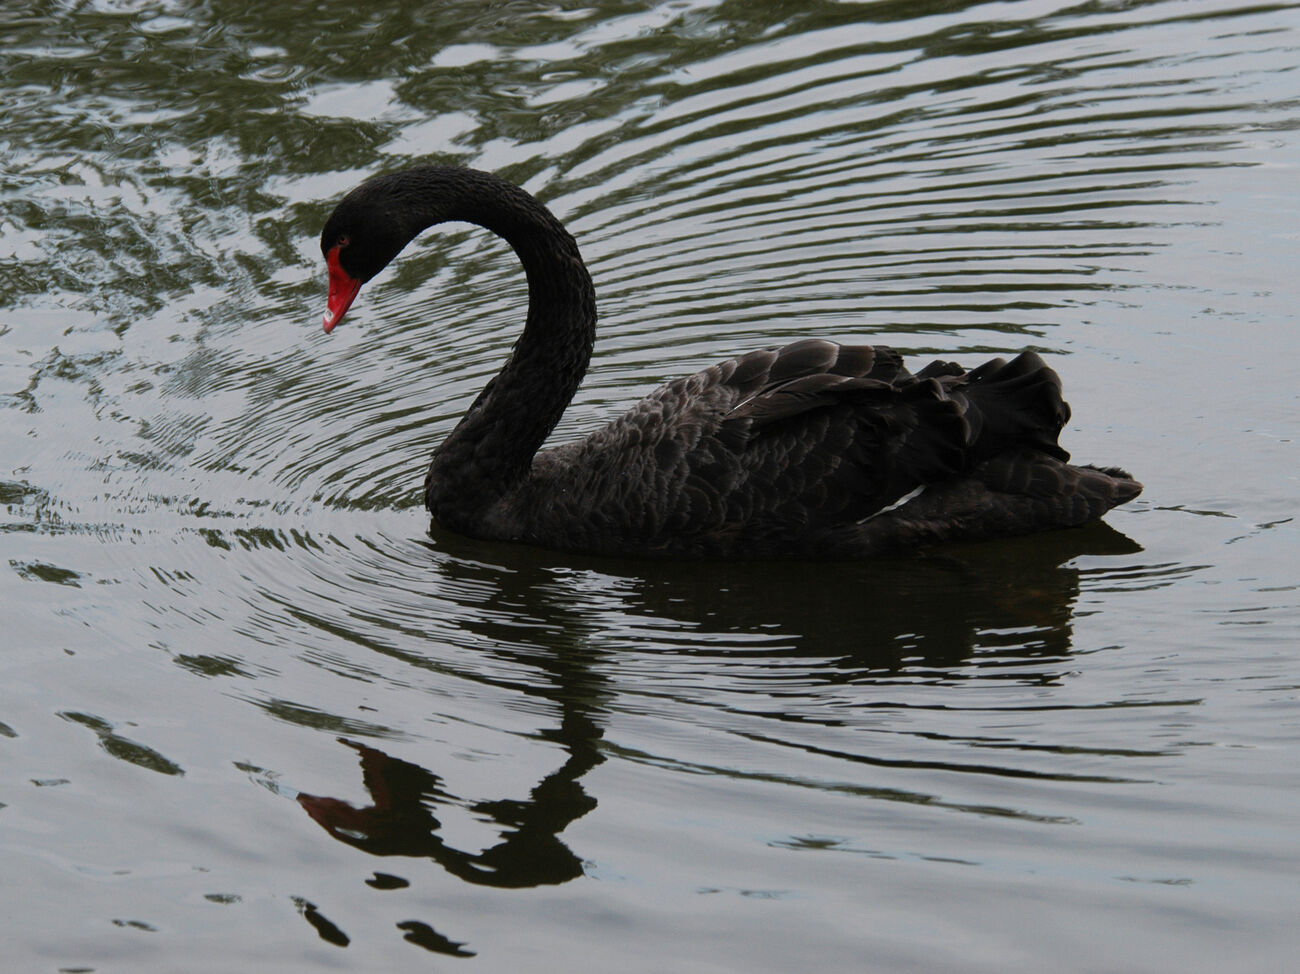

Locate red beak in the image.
[323,246,361,333]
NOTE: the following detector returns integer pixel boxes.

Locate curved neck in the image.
[418,170,596,524]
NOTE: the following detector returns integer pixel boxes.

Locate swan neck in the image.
[424,175,595,522]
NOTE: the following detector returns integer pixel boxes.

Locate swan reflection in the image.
[296,521,1139,955]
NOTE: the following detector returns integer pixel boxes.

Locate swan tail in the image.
[837,452,1142,554]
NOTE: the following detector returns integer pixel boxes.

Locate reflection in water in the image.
[297,530,615,888]
[429,519,1143,675]
[298,735,599,888]
[297,649,603,956]
[304,522,1142,855]
[289,520,1141,954]
[293,564,610,953]
[291,896,350,949]
[58,711,185,776]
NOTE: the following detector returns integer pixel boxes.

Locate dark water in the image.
[3,1,1299,971]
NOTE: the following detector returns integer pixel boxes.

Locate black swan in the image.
[319,165,1140,558]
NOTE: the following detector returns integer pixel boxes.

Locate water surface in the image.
[2,1,1299,971]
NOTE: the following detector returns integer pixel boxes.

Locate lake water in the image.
[3,1,1299,971]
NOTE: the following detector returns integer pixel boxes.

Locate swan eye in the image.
[336,234,351,249]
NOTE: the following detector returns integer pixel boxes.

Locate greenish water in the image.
[2,1,1299,971]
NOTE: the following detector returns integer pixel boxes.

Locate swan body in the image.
[320,166,1140,558]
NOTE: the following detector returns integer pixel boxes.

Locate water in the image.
[2,0,1299,970]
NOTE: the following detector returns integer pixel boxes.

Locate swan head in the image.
[319,165,538,333]
[319,172,447,332]
[319,205,405,333]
